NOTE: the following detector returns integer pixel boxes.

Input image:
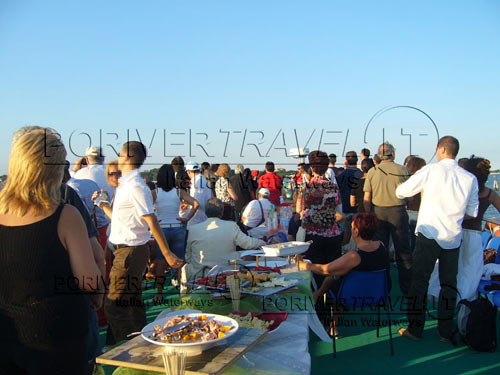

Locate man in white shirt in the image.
[74,146,115,249]
[395,136,479,344]
[241,188,274,238]
[186,161,212,227]
[324,153,339,184]
[182,198,266,284]
[104,141,183,341]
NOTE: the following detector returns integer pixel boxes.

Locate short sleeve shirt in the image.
[258,172,282,206]
[337,167,363,214]
[364,161,410,207]
[109,169,155,246]
[242,198,273,228]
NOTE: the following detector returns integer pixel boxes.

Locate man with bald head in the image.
[363,142,412,295]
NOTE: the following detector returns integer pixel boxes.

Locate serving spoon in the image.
[127,321,190,338]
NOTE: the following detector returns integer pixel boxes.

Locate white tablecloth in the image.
[154,309,311,375]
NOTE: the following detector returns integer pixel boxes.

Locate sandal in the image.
[152,294,164,304]
[398,327,421,341]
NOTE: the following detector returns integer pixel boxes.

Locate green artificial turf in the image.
[308,265,500,375]
[99,266,500,375]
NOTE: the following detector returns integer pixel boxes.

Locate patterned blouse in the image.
[300,175,341,237]
[215,177,234,205]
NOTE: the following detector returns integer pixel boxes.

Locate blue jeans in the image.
[156,226,187,260]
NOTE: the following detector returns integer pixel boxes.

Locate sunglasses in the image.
[108,171,121,177]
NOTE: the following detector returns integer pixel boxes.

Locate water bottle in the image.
[280,206,292,230]
[268,205,277,231]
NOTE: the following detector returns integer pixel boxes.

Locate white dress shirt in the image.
[395,159,479,249]
[109,169,155,246]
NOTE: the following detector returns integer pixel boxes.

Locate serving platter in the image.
[239,277,301,297]
[229,311,288,332]
[141,313,239,356]
[260,241,311,257]
[245,259,290,268]
[185,271,247,291]
[97,326,268,375]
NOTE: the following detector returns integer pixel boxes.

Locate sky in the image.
[1,0,499,173]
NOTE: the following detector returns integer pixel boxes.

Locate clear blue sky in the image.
[1,0,499,173]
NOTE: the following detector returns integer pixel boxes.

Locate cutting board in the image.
[97,327,268,375]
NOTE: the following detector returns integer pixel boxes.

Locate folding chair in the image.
[328,269,394,357]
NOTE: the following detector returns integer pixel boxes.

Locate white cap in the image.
[185,161,200,171]
[85,146,101,157]
[258,188,270,197]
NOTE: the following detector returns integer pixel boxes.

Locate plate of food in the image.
[187,271,246,291]
[245,260,290,269]
[228,311,288,333]
[141,313,239,356]
[238,271,301,296]
[260,241,311,257]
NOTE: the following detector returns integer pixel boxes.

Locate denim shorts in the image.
[156,226,187,260]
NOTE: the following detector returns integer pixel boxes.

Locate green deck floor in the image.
[99,266,500,375]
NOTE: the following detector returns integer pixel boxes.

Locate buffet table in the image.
[99,312,311,375]
[97,265,327,374]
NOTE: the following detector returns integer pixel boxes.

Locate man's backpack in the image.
[459,297,497,352]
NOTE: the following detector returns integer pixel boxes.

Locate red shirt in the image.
[293,172,303,184]
[258,172,283,206]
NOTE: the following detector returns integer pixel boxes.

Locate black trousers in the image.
[374,206,412,295]
[304,234,342,288]
[406,234,459,338]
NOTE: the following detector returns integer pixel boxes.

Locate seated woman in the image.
[295,213,390,336]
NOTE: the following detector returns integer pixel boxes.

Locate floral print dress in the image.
[300,175,341,237]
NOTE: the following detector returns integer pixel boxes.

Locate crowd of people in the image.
[1,126,499,374]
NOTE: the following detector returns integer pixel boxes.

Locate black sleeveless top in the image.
[352,242,391,291]
[352,242,390,272]
[462,189,491,231]
[0,204,88,349]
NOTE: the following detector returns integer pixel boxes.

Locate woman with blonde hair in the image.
[0,128,103,374]
[93,160,121,218]
[215,163,237,220]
